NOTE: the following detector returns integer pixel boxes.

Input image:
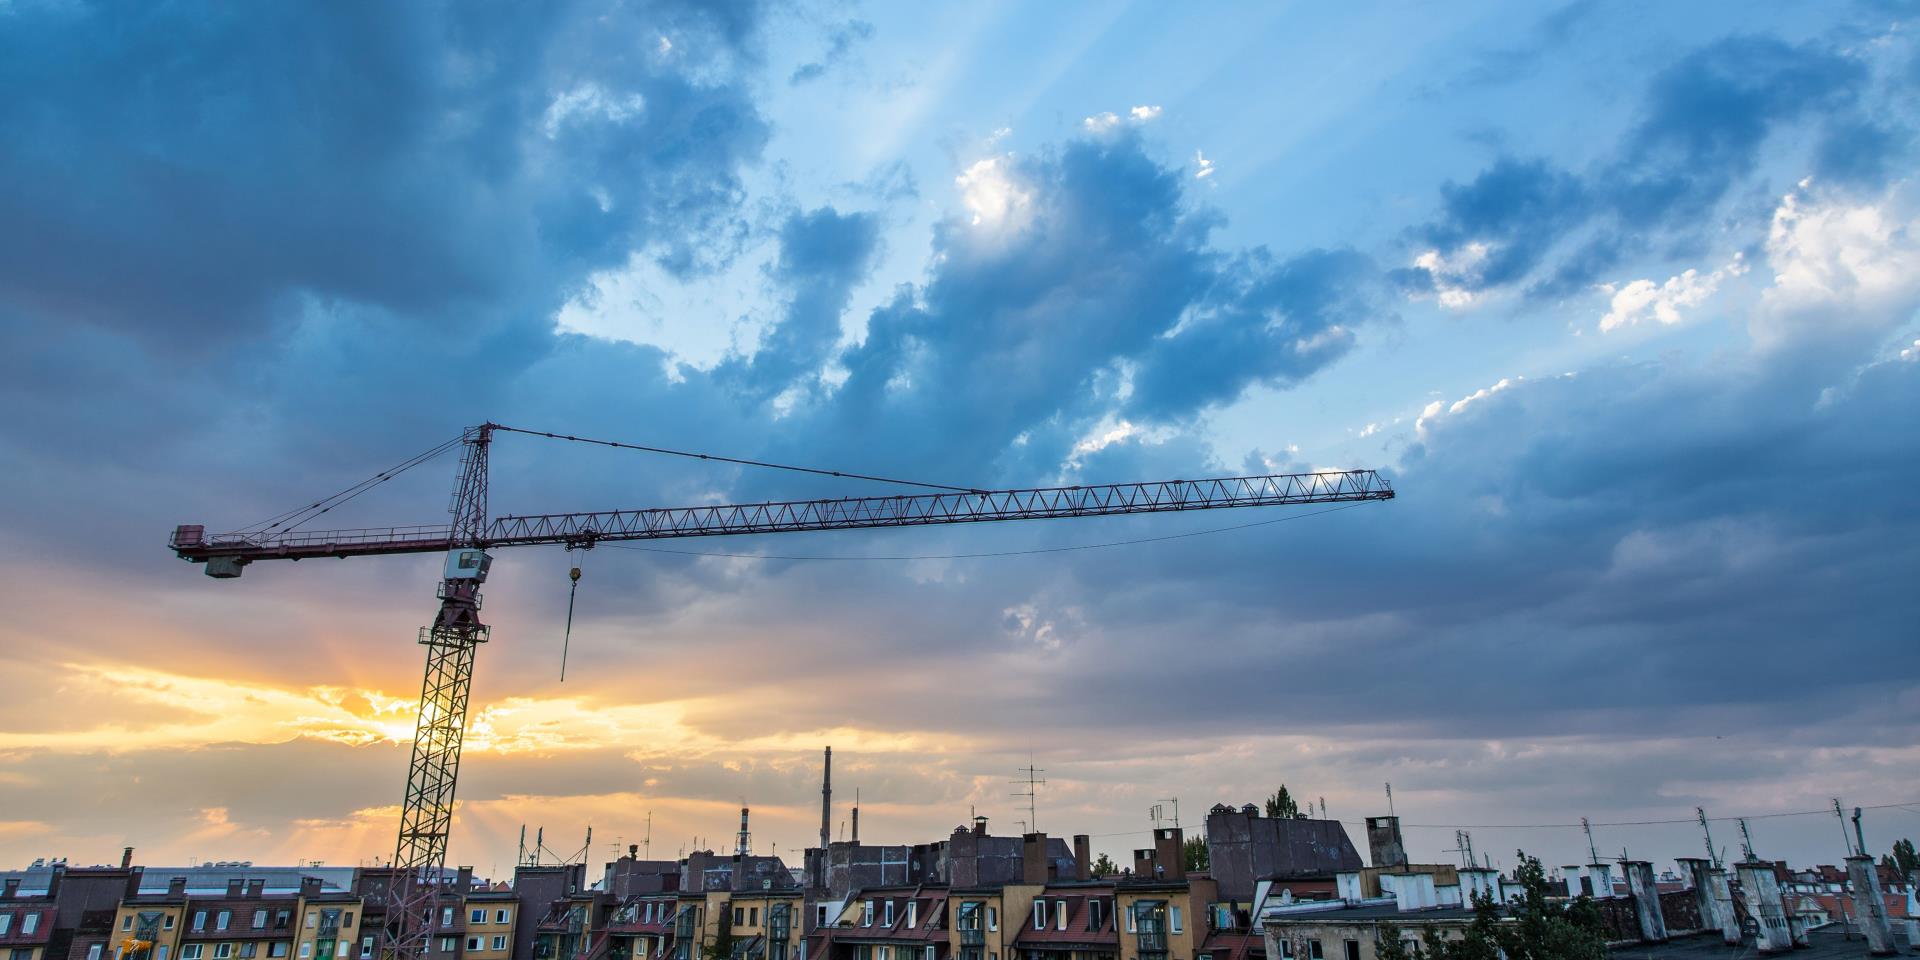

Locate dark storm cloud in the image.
[718,206,883,398]
[0,2,768,350]
[1399,34,1893,299]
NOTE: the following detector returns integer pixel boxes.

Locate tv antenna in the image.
[1011,762,1046,834]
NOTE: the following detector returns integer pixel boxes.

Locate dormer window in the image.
[906,902,917,929]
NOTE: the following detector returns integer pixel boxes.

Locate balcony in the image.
[1134,933,1167,954]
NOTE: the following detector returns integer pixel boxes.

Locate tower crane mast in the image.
[168,422,1392,960]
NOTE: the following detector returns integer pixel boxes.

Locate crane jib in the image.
[170,470,1393,565]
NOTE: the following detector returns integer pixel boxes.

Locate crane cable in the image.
[559,547,585,681]
[490,423,989,494]
[235,434,466,537]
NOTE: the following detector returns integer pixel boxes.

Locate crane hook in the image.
[560,548,585,681]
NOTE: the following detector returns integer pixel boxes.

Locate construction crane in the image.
[167,422,1393,960]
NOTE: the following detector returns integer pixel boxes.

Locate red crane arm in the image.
[170,470,1392,567]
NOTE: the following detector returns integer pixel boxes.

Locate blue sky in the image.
[0,0,1916,877]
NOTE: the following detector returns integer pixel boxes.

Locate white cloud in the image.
[1596,253,1747,333]
[1900,338,1919,362]
[955,155,1033,230]
[1129,105,1162,122]
[1410,243,1490,309]
[1752,183,1920,348]
[1194,150,1215,180]
[1082,111,1122,133]
[541,83,646,138]
[1415,376,1525,435]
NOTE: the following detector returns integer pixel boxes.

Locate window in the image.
[343,914,353,929]
[1031,900,1045,930]
[195,912,210,932]
[214,944,233,959]
[906,902,917,929]
[438,939,455,954]
[362,938,375,959]
[271,945,289,958]
[735,909,744,927]
[494,911,509,926]
[816,906,829,928]
[471,910,485,925]
[441,909,455,928]
[1307,941,1323,960]
[299,946,311,960]
[1343,941,1360,960]
[158,948,170,960]
[1056,901,1067,932]
[254,911,269,930]
[123,916,134,932]
[182,947,204,960]
[166,916,177,931]
[306,913,317,930]
[986,907,997,932]
[218,911,232,932]
[1125,908,1136,934]
[749,908,758,927]
[241,944,258,958]
[491,938,506,951]
[1169,907,1181,935]
[862,902,874,928]
[466,939,481,952]
[1276,941,1291,959]
[89,945,105,960]
[0,916,10,935]
[881,902,892,927]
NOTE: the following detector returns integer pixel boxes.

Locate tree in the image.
[1264,786,1300,819]
[1372,852,1605,960]
[1890,838,1918,876]
[1091,853,1118,878]
[1183,835,1209,871]
[704,909,734,960]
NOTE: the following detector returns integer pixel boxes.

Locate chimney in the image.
[2,878,18,898]
[1073,835,1091,882]
[820,747,832,855]
[299,877,322,898]
[1022,834,1050,884]
[122,847,135,869]
[629,844,639,859]
[227,879,245,897]
[1132,849,1156,877]
[168,877,188,897]
[851,792,860,845]
[1153,828,1185,881]
[1366,816,1408,869]
[247,879,265,898]
[972,817,988,837]
[737,807,752,857]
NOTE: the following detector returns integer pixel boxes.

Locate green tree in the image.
[1264,786,1300,819]
[1371,853,1605,960]
[1889,838,1918,876]
[1091,853,1118,878]
[1183,835,1209,871]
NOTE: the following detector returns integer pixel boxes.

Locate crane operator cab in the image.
[444,548,493,583]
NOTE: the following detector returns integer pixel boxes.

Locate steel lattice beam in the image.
[172,470,1392,563]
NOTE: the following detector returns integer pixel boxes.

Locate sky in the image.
[1,0,1918,882]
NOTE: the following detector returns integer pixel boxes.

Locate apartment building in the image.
[0,894,56,960]
[460,891,517,960]
[813,885,946,960]
[603,894,677,960]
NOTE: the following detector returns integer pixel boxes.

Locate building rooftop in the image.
[1607,929,1888,960]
